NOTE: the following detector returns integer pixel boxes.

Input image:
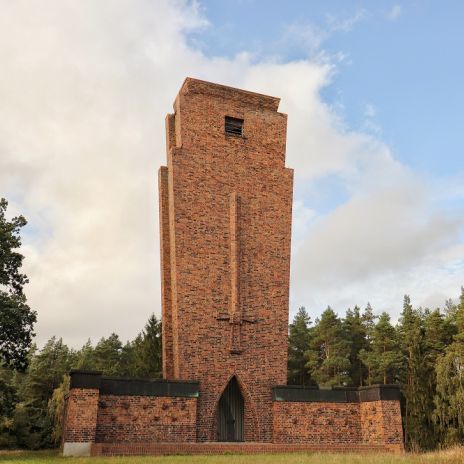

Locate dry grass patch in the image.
[1,448,463,464]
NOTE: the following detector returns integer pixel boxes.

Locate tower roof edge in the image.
[177,77,281,111]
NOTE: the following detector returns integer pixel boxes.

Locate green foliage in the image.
[6,338,74,449]
[135,314,162,378]
[343,306,369,386]
[434,287,464,446]
[397,296,436,450]
[0,198,28,293]
[294,290,463,451]
[0,367,18,448]
[0,219,462,457]
[47,374,69,445]
[0,312,163,449]
[93,333,123,375]
[305,307,351,386]
[0,198,37,370]
[359,312,402,385]
[288,307,312,385]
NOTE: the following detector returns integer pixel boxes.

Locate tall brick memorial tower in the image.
[62,78,403,456]
[159,78,293,442]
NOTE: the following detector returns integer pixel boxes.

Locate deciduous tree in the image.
[0,198,36,370]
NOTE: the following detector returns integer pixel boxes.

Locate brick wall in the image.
[96,395,197,443]
[273,398,403,452]
[360,400,404,451]
[91,442,391,456]
[63,372,199,454]
[63,79,405,455]
[160,77,293,442]
[63,388,99,443]
[273,402,362,445]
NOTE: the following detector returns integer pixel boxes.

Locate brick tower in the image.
[159,78,294,442]
[62,78,403,456]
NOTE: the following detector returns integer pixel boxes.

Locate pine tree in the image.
[93,333,123,376]
[359,312,401,385]
[398,296,434,450]
[305,307,351,386]
[12,338,74,449]
[362,302,377,343]
[424,309,453,358]
[75,339,95,370]
[434,287,464,446]
[420,308,454,447]
[134,314,162,378]
[343,306,368,386]
[288,307,312,385]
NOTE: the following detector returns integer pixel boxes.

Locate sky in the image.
[0,0,463,347]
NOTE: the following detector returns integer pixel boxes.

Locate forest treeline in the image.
[1,289,464,450]
[1,195,463,451]
[288,291,464,451]
[0,315,162,449]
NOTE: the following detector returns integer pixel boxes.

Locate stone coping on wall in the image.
[272,384,401,403]
[179,77,281,111]
[69,370,199,397]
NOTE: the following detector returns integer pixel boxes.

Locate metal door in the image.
[217,377,244,441]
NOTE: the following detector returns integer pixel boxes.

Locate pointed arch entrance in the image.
[217,376,244,441]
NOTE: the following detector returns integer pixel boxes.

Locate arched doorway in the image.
[217,377,244,441]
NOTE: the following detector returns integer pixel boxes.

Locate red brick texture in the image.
[159,77,293,442]
[63,388,99,443]
[95,395,197,443]
[273,400,404,452]
[91,442,390,456]
[62,79,404,456]
[360,400,404,451]
[159,165,174,381]
[273,402,362,445]
[63,378,403,454]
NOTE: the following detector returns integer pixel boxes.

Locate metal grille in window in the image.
[225,116,244,136]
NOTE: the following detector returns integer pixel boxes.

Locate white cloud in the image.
[385,5,402,21]
[364,104,376,118]
[283,8,367,57]
[0,0,462,347]
[283,23,328,55]
[326,9,368,32]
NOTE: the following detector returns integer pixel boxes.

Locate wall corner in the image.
[62,370,102,456]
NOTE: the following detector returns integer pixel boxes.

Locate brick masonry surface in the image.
[273,400,403,452]
[64,388,99,443]
[160,77,293,442]
[360,400,404,449]
[91,442,396,456]
[62,78,404,455]
[95,395,197,443]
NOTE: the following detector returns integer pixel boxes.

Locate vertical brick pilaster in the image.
[360,400,404,452]
[159,165,174,379]
[379,400,404,452]
[64,388,100,442]
[63,371,101,455]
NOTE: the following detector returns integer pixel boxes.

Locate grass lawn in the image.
[1,449,464,464]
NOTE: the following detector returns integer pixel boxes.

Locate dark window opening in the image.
[225,116,244,136]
